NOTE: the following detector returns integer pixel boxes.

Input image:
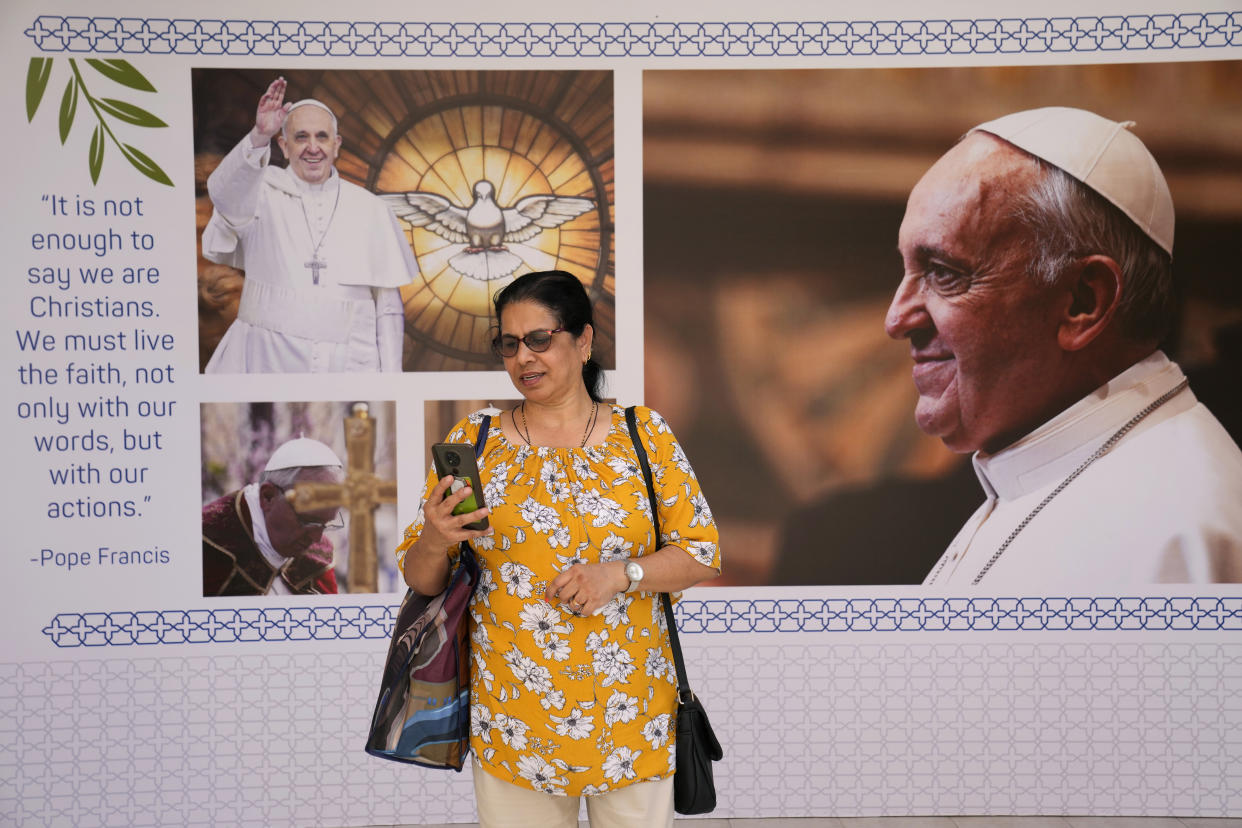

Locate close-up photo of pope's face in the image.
[643,61,1242,588]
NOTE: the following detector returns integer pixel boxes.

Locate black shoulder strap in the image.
[474,414,492,459]
[624,406,693,700]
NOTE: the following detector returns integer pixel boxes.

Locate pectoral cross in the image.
[305,254,326,285]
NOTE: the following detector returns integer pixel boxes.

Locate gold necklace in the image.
[517,401,598,448]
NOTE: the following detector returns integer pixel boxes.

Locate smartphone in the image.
[430,443,489,531]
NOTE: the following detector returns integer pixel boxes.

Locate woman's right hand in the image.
[418,474,493,552]
[403,475,492,594]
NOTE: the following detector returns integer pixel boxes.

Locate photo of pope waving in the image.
[201,77,419,374]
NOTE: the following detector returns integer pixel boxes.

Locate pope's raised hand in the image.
[251,77,292,146]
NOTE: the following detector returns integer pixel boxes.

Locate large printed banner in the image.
[4,1,1241,824]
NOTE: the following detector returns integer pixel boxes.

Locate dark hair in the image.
[493,270,604,402]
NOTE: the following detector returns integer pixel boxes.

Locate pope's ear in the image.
[1058,255,1123,352]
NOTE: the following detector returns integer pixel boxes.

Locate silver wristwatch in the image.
[624,560,645,593]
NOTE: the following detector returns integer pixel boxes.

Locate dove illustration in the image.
[381,181,595,280]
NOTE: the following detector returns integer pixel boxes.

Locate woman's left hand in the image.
[545,562,626,617]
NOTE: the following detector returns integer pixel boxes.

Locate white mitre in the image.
[971,106,1175,256]
[265,437,342,471]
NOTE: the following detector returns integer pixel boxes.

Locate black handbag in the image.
[364,415,491,770]
[625,407,723,815]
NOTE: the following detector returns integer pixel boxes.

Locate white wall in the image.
[4,1,1240,824]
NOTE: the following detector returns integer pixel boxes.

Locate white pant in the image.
[472,761,675,828]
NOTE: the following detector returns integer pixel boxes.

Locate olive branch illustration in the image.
[26,57,172,187]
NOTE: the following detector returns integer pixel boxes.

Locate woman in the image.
[397,270,720,827]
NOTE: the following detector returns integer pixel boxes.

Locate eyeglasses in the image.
[491,328,566,358]
[295,511,344,532]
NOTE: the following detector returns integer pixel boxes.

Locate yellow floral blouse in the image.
[396,405,720,796]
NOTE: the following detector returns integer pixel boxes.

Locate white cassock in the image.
[202,137,418,373]
[925,351,1242,587]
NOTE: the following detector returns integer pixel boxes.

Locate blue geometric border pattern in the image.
[41,596,1242,647]
[23,13,1242,57]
